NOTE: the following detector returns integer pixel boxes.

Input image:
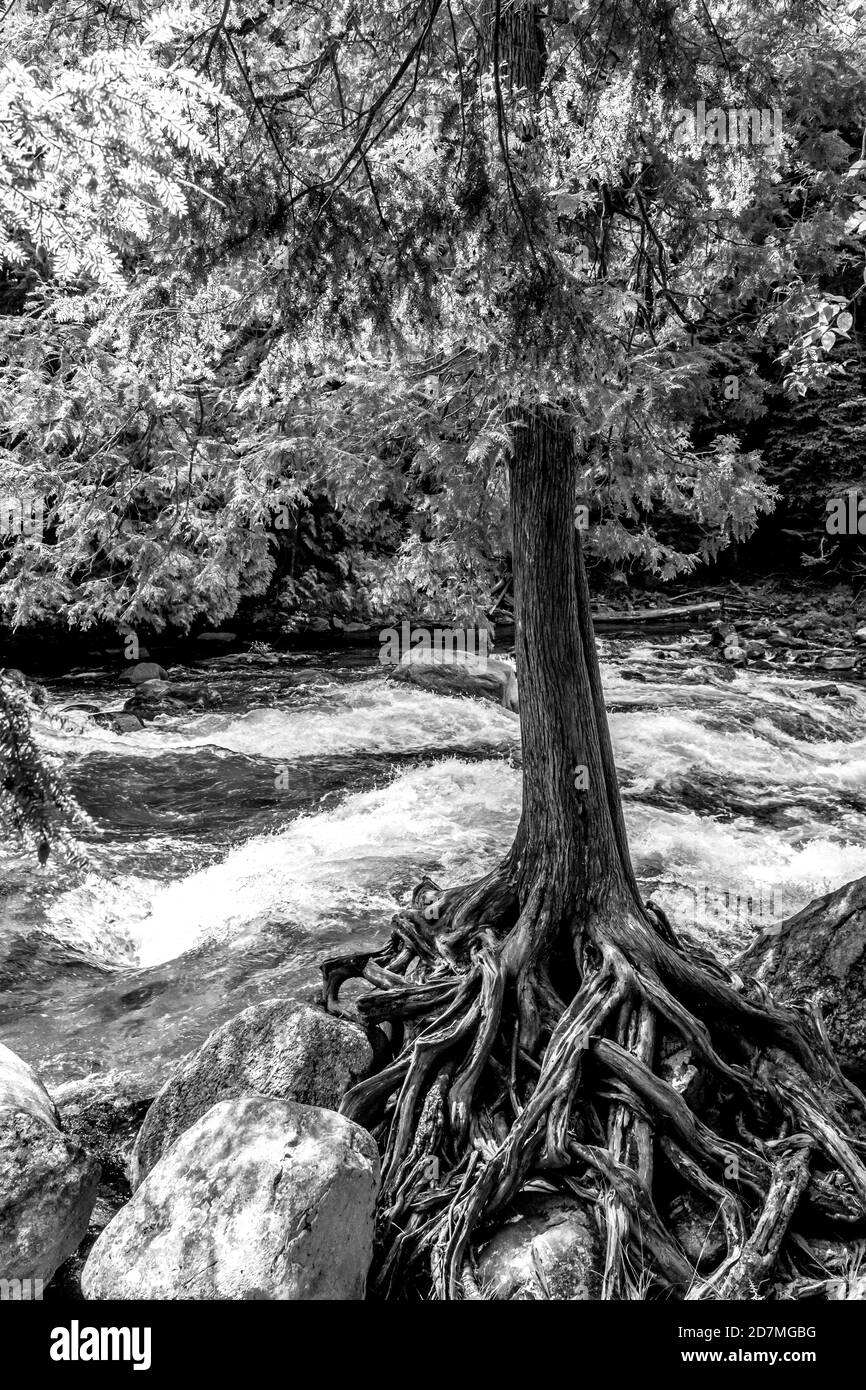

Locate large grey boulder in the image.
[0,1043,100,1283]
[474,1190,602,1300]
[737,874,866,1082]
[123,662,169,685]
[131,1000,372,1188]
[389,646,519,712]
[82,1096,379,1300]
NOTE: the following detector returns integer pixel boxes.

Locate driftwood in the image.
[591,601,721,627]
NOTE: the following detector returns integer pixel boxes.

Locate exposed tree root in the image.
[322,868,866,1301]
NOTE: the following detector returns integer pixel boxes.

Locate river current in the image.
[2,636,865,1091]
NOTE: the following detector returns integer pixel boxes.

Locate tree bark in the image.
[505,407,637,933]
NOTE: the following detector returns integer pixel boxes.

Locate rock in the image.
[307,618,330,633]
[619,669,647,682]
[390,648,518,712]
[669,1193,727,1273]
[130,679,172,699]
[123,662,168,686]
[854,628,866,644]
[0,1043,100,1283]
[0,1040,58,1127]
[131,1001,373,1188]
[106,713,144,733]
[820,654,857,671]
[737,875,866,1082]
[722,643,746,664]
[53,1073,153,1197]
[170,682,223,709]
[123,693,186,721]
[474,1190,602,1300]
[710,621,738,648]
[43,1073,155,1298]
[82,1096,379,1300]
[196,632,236,645]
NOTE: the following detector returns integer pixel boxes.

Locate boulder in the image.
[82,1096,379,1300]
[131,1001,373,1188]
[45,1073,155,1299]
[737,875,866,1082]
[390,647,518,712]
[103,713,144,734]
[0,1040,58,1127]
[123,662,169,686]
[0,1043,100,1283]
[474,1190,602,1300]
[196,632,236,645]
[53,1072,153,1196]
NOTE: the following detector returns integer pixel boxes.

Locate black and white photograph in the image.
[0,0,865,1362]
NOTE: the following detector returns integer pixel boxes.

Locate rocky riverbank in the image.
[1,867,865,1301]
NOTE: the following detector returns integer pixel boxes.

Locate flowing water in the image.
[2,637,866,1092]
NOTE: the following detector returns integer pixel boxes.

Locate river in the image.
[2,636,865,1092]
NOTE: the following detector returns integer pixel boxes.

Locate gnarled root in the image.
[321,871,866,1301]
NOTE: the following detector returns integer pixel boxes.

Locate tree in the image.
[2,0,866,1300]
[304,0,866,1299]
[0,672,91,863]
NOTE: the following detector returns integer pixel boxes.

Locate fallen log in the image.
[591,601,721,626]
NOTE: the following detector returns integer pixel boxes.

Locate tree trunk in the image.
[507,408,632,921]
[320,0,866,1303]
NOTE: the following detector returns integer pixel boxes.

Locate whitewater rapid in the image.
[3,636,866,1080]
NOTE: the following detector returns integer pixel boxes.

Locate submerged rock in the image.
[0,1043,100,1283]
[131,1000,373,1188]
[474,1190,602,1300]
[738,874,866,1082]
[82,1096,379,1300]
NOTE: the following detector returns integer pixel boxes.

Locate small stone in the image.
[474,1190,602,1300]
